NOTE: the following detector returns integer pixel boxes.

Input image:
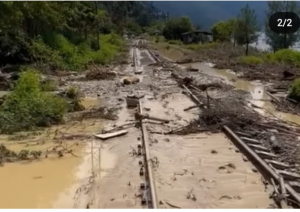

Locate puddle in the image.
[81,97,102,109]
[0,119,102,208]
[187,62,300,125]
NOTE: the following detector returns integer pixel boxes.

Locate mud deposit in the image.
[1,39,294,208]
[0,117,102,208]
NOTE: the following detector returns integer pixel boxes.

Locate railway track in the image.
[133,40,158,208]
[142,40,300,208]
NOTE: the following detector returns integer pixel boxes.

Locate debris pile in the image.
[86,66,117,80]
[68,106,119,121]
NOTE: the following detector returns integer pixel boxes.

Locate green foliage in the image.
[0,70,68,133]
[265,49,300,67]
[265,2,300,51]
[239,56,263,65]
[211,19,236,42]
[234,4,258,55]
[186,42,219,51]
[126,22,143,36]
[288,78,300,102]
[0,1,156,69]
[163,16,194,40]
[168,40,183,45]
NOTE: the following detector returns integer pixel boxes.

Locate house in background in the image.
[181,30,213,44]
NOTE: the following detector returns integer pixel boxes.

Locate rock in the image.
[144,107,151,111]
[186,66,198,72]
[123,77,140,85]
[176,58,192,64]
[283,70,295,79]
[134,69,143,74]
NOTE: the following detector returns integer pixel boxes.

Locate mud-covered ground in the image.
[152,41,300,117]
[1,39,300,208]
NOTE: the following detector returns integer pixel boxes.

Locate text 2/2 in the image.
[277,19,292,27]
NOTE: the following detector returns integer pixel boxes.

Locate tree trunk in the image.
[94,2,100,50]
[245,42,249,55]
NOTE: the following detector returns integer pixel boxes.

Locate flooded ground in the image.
[0,99,104,208]
[155,44,300,126]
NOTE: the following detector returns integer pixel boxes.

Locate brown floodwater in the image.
[0,97,104,208]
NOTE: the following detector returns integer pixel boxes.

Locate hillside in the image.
[153,1,267,29]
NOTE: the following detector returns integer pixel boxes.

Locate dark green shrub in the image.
[288,78,300,102]
[0,70,68,133]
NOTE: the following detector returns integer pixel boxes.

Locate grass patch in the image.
[288,78,300,102]
[265,49,300,67]
[239,56,263,65]
[167,40,183,45]
[0,70,68,133]
[30,33,125,71]
[186,42,219,51]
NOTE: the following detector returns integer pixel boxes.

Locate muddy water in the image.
[187,62,300,125]
[0,100,104,208]
[154,44,300,125]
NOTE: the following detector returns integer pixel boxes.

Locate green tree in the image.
[211,19,237,42]
[163,16,194,40]
[234,4,258,55]
[265,1,300,52]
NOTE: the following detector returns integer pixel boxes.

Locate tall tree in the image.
[163,16,193,40]
[265,1,300,52]
[211,19,237,42]
[234,4,258,55]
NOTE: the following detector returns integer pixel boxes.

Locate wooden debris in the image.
[165,200,181,209]
[93,130,128,140]
[247,144,269,151]
[135,112,170,123]
[265,159,290,170]
[240,137,261,145]
[183,105,199,111]
[255,150,277,159]
[277,170,300,180]
[279,176,289,208]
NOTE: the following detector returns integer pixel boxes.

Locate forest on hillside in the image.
[0,1,167,71]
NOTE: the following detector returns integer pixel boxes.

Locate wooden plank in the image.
[265,159,290,170]
[240,136,261,145]
[278,170,300,180]
[279,176,289,209]
[94,130,128,140]
[247,144,269,151]
[255,150,277,159]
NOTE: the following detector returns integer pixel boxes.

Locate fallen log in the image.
[135,112,170,123]
[267,92,281,104]
[94,130,128,140]
[183,105,199,111]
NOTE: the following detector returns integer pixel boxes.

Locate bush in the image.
[168,40,182,45]
[0,70,68,133]
[41,79,58,91]
[265,49,300,67]
[288,78,300,102]
[239,56,263,65]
